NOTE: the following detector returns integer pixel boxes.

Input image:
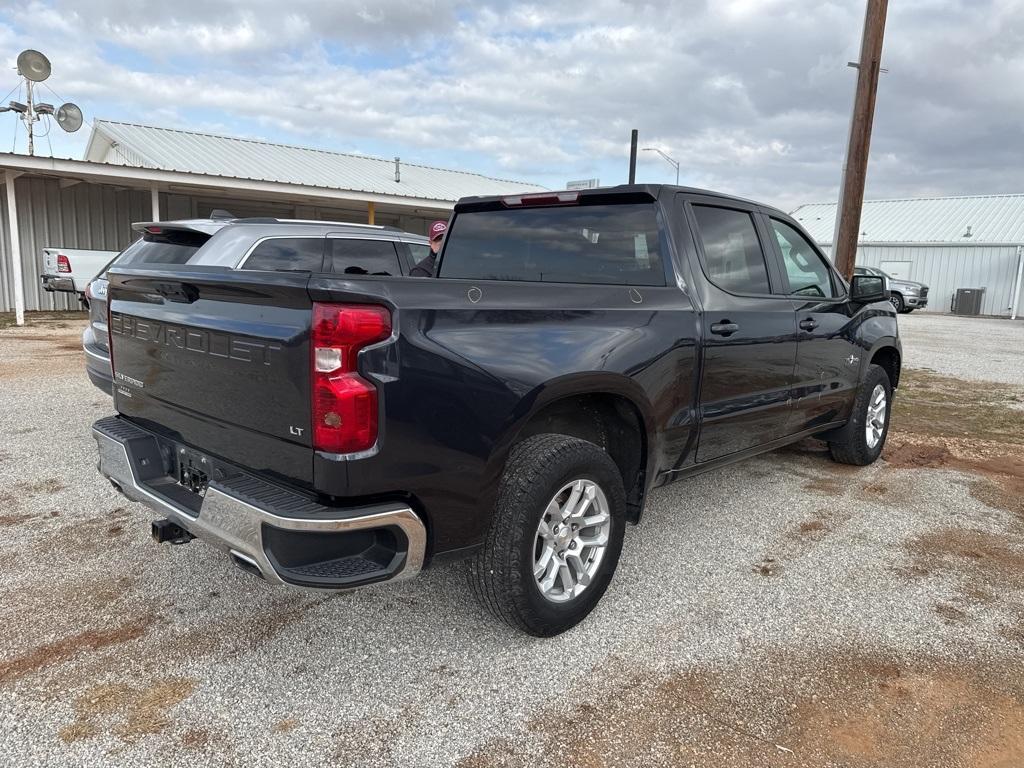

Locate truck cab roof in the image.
[454,183,793,221]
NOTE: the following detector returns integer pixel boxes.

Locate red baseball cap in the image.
[429,220,448,241]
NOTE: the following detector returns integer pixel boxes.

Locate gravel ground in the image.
[897,311,1024,386]
[0,311,1022,767]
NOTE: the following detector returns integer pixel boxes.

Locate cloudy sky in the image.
[0,0,1021,211]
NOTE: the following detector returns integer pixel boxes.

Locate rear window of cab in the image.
[438,204,666,286]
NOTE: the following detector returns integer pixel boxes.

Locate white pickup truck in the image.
[40,247,119,300]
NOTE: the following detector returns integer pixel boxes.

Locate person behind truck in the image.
[410,219,448,277]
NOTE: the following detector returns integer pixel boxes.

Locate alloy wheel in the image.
[533,479,611,603]
[865,383,887,449]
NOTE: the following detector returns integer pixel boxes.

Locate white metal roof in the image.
[84,120,547,203]
[791,194,1024,245]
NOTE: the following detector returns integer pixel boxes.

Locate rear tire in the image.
[828,364,892,466]
[468,433,626,637]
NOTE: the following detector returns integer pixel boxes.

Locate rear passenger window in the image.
[691,205,771,295]
[330,239,401,276]
[243,238,324,272]
[770,219,836,298]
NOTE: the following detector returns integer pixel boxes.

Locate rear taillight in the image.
[311,303,391,454]
[57,254,71,273]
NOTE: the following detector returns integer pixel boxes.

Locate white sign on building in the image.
[566,178,600,190]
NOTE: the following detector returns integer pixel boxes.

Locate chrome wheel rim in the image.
[533,479,611,603]
[865,383,887,449]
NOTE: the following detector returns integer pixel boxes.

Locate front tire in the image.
[468,433,626,637]
[828,364,893,466]
[890,293,905,313]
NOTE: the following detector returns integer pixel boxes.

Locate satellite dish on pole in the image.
[16,50,51,82]
[56,103,83,132]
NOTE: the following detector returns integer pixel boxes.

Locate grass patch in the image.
[892,369,1024,446]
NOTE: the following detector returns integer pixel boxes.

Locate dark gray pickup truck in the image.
[94,184,901,636]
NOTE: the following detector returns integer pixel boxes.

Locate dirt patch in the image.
[0,613,154,685]
[802,477,842,496]
[884,435,1024,517]
[460,651,1024,767]
[0,513,32,527]
[904,528,1024,606]
[797,519,826,535]
[876,370,1024,517]
[274,717,298,733]
[935,603,968,623]
[180,728,212,748]
[752,557,781,577]
[0,310,85,330]
[0,478,66,509]
[59,677,196,743]
[29,507,132,559]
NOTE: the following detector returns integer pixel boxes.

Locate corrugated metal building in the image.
[792,194,1024,317]
[0,120,547,315]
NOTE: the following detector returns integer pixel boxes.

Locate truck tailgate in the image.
[108,267,316,487]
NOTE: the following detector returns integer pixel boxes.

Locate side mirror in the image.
[850,274,890,304]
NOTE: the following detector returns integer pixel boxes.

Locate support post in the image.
[831,0,889,281]
[628,129,638,184]
[4,172,25,326]
[367,201,375,226]
[1011,245,1023,321]
[150,184,161,222]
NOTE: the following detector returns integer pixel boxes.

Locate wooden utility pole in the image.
[832,0,888,280]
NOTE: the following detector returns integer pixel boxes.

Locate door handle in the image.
[799,318,818,331]
[710,321,739,336]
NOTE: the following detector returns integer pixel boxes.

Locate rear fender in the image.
[475,373,656,529]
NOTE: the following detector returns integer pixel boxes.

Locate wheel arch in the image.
[867,341,902,389]
[485,373,655,524]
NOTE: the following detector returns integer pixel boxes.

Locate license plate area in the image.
[177,450,210,497]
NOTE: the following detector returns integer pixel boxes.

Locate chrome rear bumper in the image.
[93,418,426,588]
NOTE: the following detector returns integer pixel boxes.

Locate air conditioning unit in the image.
[951,288,985,316]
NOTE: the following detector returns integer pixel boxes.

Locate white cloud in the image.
[0,0,1021,210]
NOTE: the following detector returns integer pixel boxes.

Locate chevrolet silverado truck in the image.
[93,185,901,637]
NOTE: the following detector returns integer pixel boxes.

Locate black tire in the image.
[468,433,626,637]
[890,293,904,313]
[828,364,892,465]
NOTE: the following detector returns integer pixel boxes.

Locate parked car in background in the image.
[41,247,119,301]
[83,217,430,394]
[93,184,902,636]
[854,265,928,313]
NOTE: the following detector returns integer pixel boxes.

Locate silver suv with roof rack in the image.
[82,216,432,394]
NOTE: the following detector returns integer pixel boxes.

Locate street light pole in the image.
[642,147,680,185]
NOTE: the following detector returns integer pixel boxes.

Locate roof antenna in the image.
[394,156,401,183]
